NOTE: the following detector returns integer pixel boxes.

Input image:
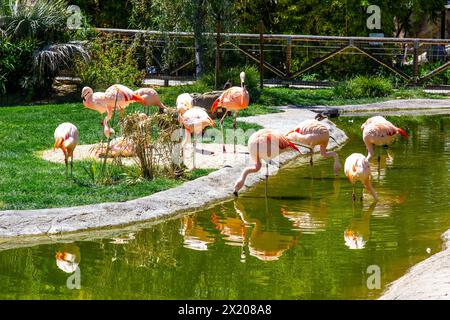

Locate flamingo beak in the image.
[233,191,238,197]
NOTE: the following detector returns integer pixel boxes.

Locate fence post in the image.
[413,40,419,85]
[286,36,292,78]
[215,17,222,90]
[259,20,264,90]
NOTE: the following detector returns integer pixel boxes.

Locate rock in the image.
[191,91,227,119]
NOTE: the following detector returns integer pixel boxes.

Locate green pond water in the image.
[0,116,449,300]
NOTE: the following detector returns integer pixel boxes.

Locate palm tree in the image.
[0,0,90,95]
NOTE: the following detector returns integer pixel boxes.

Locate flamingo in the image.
[233,129,301,196]
[134,87,166,114]
[344,153,378,202]
[81,84,145,135]
[54,123,79,177]
[361,116,409,162]
[286,118,341,175]
[179,107,216,169]
[211,71,250,153]
[176,93,193,119]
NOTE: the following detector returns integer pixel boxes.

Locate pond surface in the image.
[0,116,449,300]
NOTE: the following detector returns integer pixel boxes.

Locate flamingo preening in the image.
[179,107,216,169]
[344,153,378,202]
[233,129,301,196]
[81,84,145,136]
[211,72,250,153]
[54,123,79,177]
[134,87,166,114]
[361,116,409,162]
[176,93,194,117]
[286,118,341,175]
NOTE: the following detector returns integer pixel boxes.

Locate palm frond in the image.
[32,41,90,85]
[3,0,68,39]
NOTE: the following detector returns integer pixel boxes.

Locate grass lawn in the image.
[0,85,446,210]
[0,102,213,210]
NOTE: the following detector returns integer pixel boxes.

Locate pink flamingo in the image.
[54,123,79,177]
[176,93,193,118]
[234,129,301,196]
[211,72,250,153]
[180,107,216,169]
[286,118,341,175]
[344,153,377,202]
[134,87,166,114]
[81,84,145,135]
[361,116,409,162]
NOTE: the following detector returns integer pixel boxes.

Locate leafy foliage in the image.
[75,35,144,90]
[0,0,90,97]
[334,76,394,99]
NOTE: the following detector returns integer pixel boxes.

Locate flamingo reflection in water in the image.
[280,199,328,234]
[179,200,301,262]
[180,215,215,251]
[55,244,80,273]
[233,200,300,262]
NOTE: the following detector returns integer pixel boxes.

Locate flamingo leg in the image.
[70,154,74,177]
[192,135,197,170]
[265,162,269,197]
[64,152,69,177]
[309,148,314,166]
[233,111,239,154]
[219,111,228,153]
[352,185,356,202]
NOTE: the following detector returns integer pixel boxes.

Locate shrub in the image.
[199,65,261,100]
[0,39,35,95]
[334,76,393,99]
[75,36,145,90]
[0,0,90,97]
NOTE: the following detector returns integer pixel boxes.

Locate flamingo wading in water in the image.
[134,87,166,114]
[180,107,216,169]
[361,116,409,162]
[211,72,250,153]
[234,129,301,196]
[344,153,378,202]
[54,123,79,177]
[286,118,341,175]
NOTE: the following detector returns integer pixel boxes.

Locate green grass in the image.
[0,102,214,210]
[255,87,446,107]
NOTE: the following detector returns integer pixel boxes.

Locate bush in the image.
[0,39,35,95]
[199,65,261,100]
[334,76,393,99]
[1,0,90,97]
[75,35,144,90]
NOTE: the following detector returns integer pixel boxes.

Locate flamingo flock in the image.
[54,71,410,204]
[233,114,409,202]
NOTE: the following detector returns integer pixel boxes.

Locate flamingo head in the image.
[233,178,245,196]
[239,72,246,85]
[81,87,93,102]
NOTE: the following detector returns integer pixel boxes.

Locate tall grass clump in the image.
[122,109,185,180]
[334,76,393,99]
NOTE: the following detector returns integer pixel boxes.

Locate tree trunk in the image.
[193,0,206,78]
